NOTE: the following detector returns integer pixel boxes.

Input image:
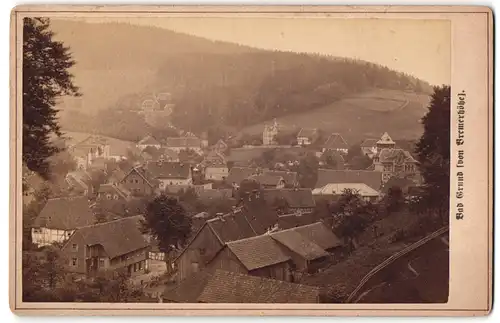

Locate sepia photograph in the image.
[10,5,492,316]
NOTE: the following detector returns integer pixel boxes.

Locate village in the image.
[22,114,449,304]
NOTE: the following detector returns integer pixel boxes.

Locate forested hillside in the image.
[51,20,432,142]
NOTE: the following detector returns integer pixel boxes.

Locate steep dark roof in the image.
[315,169,383,191]
[225,167,258,185]
[263,189,316,209]
[226,235,291,271]
[198,270,320,303]
[262,170,298,186]
[323,133,349,150]
[145,161,190,179]
[64,215,149,259]
[33,196,94,230]
[162,271,212,303]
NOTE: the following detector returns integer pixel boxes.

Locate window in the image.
[71,258,77,266]
[99,258,105,268]
[106,194,112,200]
[113,194,119,200]
[199,248,206,255]
[72,244,78,251]
[138,261,143,270]
[33,228,41,234]
[133,263,137,272]
[191,262,199,273]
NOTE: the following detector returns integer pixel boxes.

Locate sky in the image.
[94,17,451,86]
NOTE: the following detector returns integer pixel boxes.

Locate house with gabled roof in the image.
[204,221,342,280]
[31,196,95,247]
[118,166,156,196]
[174,202,278,281]
[297,128,319,146]
[322,133,349,154]
[136,135,161,150]
[60,215,150,277]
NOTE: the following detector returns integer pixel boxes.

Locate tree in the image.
[346,143,372,170]
[274,131,298,146]
[142,195,192,253]
[23,18,80,178]
[383,186,405,214]
[414,85,450,222]
[330,189,374,251]
[22,246,66,301]
[346,143,363,162]
[89,169,107,194]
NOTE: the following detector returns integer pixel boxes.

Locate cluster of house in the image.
[23,126,423,302]
[162,194,343,303]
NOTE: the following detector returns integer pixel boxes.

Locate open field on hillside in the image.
[240,89,431,143]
